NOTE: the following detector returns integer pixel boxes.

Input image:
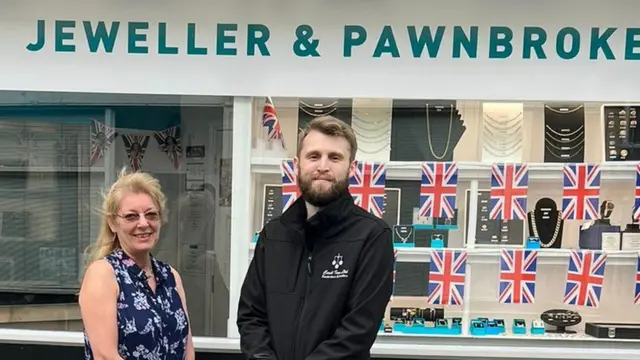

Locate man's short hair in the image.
[297,115,358,162]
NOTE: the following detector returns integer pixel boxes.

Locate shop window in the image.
[0,91,232,337]
[250,97,640,343]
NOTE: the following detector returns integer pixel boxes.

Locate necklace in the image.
[394,226,414,243]
[425,104,453,160]
[529,211,562,247]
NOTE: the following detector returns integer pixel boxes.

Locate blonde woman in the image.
[79,170,195,360]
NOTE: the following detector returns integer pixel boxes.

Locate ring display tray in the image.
[585,322,640,339]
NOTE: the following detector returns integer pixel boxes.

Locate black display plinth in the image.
[602,105,640,161]
[543,104,585,163]
[390,100,466,162]
[526,197,564,249]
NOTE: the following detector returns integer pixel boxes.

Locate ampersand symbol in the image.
[293,25,320,57]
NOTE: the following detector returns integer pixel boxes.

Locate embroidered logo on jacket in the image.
[322,253,349,279]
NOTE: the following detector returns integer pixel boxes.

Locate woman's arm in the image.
[78,259,124,360]
[171,267,195,360]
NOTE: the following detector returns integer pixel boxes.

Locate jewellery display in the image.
[351,98,392,159]
[481,103,524,162]
[540,309,582,334]
[543,104,586,163]
[526,198,564,249]
[586,322,640,339]
[393,224,415,248]
[384,307,462,335]
[464,189,525,246]
[578,200,621,250]
[390,100,466,162]
[602,105,640,161]
[298,98,353,130]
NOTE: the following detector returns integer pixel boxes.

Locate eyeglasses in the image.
[117,211,161,223]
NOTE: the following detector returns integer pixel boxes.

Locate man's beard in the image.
[298,173,349,208]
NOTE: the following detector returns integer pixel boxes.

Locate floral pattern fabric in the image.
[84,248,189,360]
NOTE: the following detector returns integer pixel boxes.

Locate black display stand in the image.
[464,189,525,246]
[297,98,353,130]
[543,104,585,163]
[602,105,640,161]
[526,197,564,249]
[390,100,466,162]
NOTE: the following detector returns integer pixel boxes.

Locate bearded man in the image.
[237,115,394,360]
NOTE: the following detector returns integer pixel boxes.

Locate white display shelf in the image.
[0,166,105,173]
[251,157,639,181]
[1,329,638,360]
[248,243,639,266]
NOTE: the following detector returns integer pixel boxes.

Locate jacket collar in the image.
[280,189,355,234]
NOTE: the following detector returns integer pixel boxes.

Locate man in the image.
[237,115,394,360]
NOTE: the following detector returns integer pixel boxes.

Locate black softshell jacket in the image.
[237,190,394,360]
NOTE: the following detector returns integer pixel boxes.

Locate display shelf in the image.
[1,329,637,360]
[251,157,639,181]
[248,243,639,266]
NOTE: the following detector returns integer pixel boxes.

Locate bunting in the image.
[154,125,182,170]
[90,119,117,166]
[122,134,150,171]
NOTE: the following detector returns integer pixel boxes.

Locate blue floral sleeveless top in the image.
[84,249,190,360]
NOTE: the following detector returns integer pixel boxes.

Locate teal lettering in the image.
[488,26,513,59]
[55,20,75,52]
[523,27,547,59]
[407,26,444,58]
[556,27,580,59]
[343,25,366,57]
[216,23,237,56]
[83,21,119,53]
[452,26,478,58]
[187,23,207,55]
[373,25,399,57]
[158,22,178,54]
[590,28,616,60]
[128,22,148,54]
[26,20,45,52]
[247,24,270,56]
[624,28,640,60]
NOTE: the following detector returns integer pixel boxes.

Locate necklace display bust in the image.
[527,197,564,249]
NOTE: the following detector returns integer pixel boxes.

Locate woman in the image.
[79,169,195,360]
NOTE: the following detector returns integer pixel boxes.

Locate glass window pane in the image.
[0,91,232,338]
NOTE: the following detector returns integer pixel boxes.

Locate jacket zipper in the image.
[291,251,313,359]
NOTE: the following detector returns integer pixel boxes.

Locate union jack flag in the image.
[419,162,458,218]
[634,256,640,305]
[489,163,529,220]
[154,125,182,170]
[562,164,600,220]
[280,159,301,212]
[498,249,538,304]
[391,249,398,302]
[563,250,607,308]
[122,134,150,171]
[90,119,117,166]
[262,96,285,149]
[633,164,640,222]
[427,249,467,306]
[348,161,387,218]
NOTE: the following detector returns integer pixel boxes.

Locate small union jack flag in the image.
[262,96,285,149]
[90,119,117,166]
[490,163,529,220]
[563,250,607,308]
[633,164,640,222]
[498,249,538,304]
[419,162,458,218]
[348,161,387,218]
[427,249,467,306]
[154,125,182,170]
[634,256,640,305]
[280,159,301,212]
[562,163,600,220]
[122,134,150,171]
